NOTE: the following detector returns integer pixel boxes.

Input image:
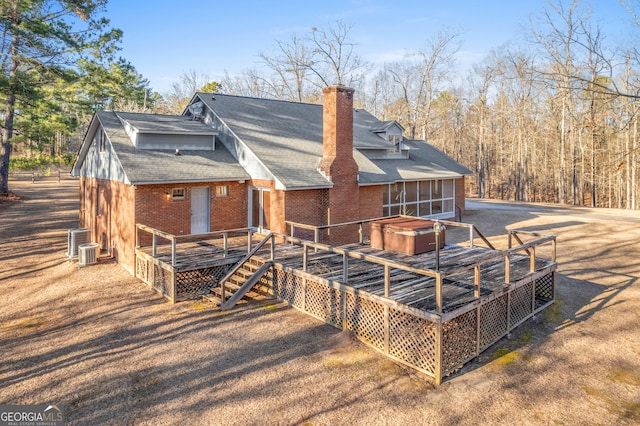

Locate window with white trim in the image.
[382,179,455,219]
[171,188,186,200]
[215,185,229,197]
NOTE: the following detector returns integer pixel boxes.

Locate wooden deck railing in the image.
[259,229,555,314]
[135,224,255,267]
[135,221,556,315]
[286,215,496,250]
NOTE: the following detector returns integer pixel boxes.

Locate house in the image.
[72,85,472,274]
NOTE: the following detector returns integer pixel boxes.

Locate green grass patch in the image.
[543,297,565,324]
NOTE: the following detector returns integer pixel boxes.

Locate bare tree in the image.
[305,20,369,90]
[259,36,310,102]
[163,69,212,113]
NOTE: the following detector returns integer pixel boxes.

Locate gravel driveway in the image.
[1,177,639,425]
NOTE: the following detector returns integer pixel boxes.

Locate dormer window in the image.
[388,134,402,152]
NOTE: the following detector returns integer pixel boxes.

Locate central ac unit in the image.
[67,228,90,258]
[78,242,99,267]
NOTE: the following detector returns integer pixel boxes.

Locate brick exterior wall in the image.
[80,179,248,274]
[79,177,136,273]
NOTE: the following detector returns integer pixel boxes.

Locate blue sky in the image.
[104,0,636,94]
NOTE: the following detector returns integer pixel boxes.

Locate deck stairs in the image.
[203,233,274,310]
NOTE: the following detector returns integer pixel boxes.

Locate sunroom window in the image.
[383,179,455,219]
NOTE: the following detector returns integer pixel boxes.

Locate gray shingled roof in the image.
[194,93,472,188]
[98,111,249,184]
[118,112,217,135]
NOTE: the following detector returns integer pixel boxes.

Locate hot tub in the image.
[370,217,445,255]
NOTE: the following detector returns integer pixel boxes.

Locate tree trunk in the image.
[0,38,19,195]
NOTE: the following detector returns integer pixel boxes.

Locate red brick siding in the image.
[134,181,247,236]
[211,182,247,231]
[79,177,136,273]
[359,185,383,220]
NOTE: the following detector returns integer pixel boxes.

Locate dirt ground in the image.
[1,177,639,426]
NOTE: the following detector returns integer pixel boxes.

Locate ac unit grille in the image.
[67,228,90,258]
[78,243,99,267]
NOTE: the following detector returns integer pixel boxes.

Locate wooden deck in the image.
[258,241,554,314]
[134,222,557,383]
[136,229,555,314]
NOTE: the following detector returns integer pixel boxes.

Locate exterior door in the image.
[249,187,270,232]
[191,187,210,234]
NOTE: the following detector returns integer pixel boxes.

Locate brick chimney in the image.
[318,85,360,242]
[318,85,358,184]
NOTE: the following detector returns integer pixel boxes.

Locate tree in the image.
[162,69,218,114]
[259,36,310,101]
[0,0,121,194]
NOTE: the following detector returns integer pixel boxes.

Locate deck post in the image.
[270,236,275,260]
[436,273,443,313]
[469,227,474,248]
[474,264,480,298]
[171,270,177,304]
[343,253,348,284]
[358,223,364,244]
[136,226,140,249]
[314,228,319,244]
[303,244,308,272]
[223,232,228,255]
[435,320,443,385]
[529,246,536,272]
[476,306,481,357]
[384,264,390,297]
[171,237,176,267]
[247,229,253,253]
[383,305,389,353]
[505,253,511,284]
[152,234,157,257]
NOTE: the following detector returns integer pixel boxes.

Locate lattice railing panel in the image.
[135,256,149,283]
[510,281,534,326]
[344,293,384,350]
[479,295,508,350]
[176,265,229,301]
[388,309,437,375]
[153,264,173,299]
[534,273,554,310]
[442,309,477,376]
[272,269,296,304]
[305,279,343,327]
